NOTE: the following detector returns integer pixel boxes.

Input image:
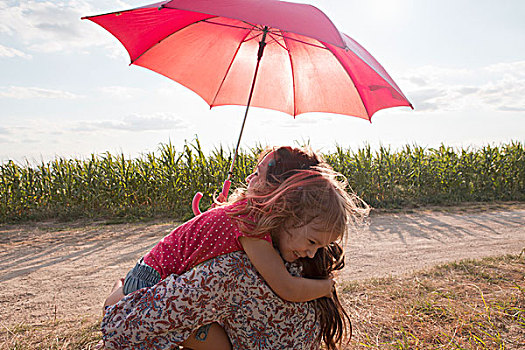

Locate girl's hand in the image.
[210,193,227,208]
[330,278,336,292]
[217,192,227,203]
[324,278,335,298]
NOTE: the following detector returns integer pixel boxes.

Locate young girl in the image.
[102,146,367,349]
[105,146,331,304]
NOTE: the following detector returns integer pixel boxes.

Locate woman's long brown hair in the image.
[228,146,359,349]
[299,243,351,350]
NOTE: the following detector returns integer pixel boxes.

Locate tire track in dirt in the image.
[342,208,525,281]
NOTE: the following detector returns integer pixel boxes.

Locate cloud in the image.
[457,87,479,95]
[278,115,322,128]
[497,106,525,112]
[21,137,39,144]
[408,88,447,112]
[1,113,187,153]
[485,61,525,78]
[408,76,428,87]
[401,66,472,86]
[0,44,32,59]
[0,86,81,99]
[0,125,36,145]
[476,74,525,112]
[0,1,117,53]
[98,86,144,99]
[73,113,190,132]
[399,61,525,113]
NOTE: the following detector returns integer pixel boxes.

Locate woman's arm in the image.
[101,269,227,349]
[102,252,319,349]
[239,237,334,302]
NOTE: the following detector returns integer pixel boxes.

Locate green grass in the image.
[1,140,524,223]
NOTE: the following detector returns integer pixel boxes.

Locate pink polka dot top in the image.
[143,200,272,279]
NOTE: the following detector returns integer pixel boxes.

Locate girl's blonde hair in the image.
[230,166,368,243]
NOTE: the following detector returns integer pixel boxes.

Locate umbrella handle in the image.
[191,192,204,216]
[191,179,231,216]
[221,179,231,198]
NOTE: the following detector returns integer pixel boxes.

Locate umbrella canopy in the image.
[83,0,412,120]
[83,0,413,215]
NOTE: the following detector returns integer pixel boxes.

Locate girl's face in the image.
[275,223,340,263]
[245,151,274,189]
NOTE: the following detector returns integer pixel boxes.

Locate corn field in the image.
[1,140,523,223]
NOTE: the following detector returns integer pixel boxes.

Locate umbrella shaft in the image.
[228,27,269,178]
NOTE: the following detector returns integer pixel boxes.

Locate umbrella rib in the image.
[270,32,329,51]
[242,31,263,44]
[81,4,148,20]
[202,19,254,31]
[281,35,297,117]
[201,22,328,52]
[200,18,328,51]
[325,45,372,121]
[129,16,222,65]
[209,29,255,107]
[130,17,255,65]
[266,33,289,51]
[339,34,411,105]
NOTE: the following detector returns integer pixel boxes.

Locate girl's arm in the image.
[239,237,334,302]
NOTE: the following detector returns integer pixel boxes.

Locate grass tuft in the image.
[343,253,525,349]
[0,318,100,350]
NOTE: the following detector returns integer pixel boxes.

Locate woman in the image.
[101,243,349,349]
[101,146,365,349]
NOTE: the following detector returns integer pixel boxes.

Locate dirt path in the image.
[1,204,524,328]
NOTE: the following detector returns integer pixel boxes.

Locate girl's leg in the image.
[179,323,231,350]
[102,279,125,314]
[97,280,126,348]
[103,258,161,315]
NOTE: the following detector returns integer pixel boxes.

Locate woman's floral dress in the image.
[102,251,321,349]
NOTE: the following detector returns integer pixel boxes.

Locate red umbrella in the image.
[83,0,412,214]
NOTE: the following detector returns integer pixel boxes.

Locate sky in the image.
[1,0,524,164]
